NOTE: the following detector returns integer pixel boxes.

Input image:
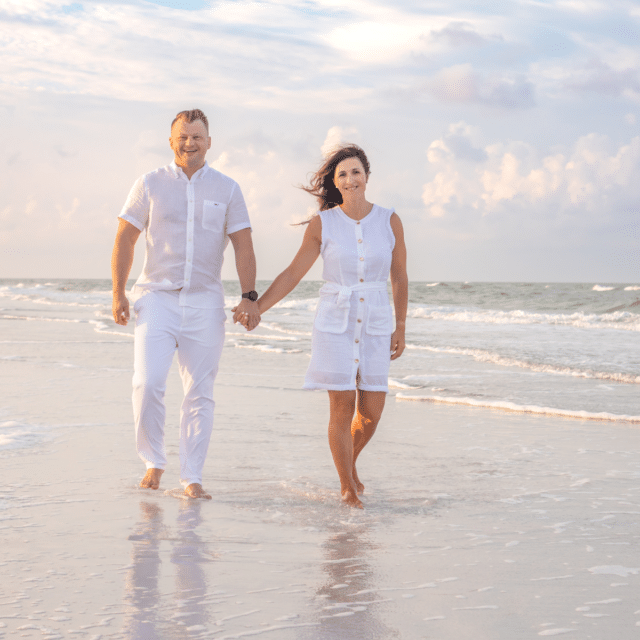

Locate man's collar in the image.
[169,160,211,180]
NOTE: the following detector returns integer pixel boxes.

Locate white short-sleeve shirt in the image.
[119,161,251,309]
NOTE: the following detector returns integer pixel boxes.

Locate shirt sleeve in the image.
[118,175,149,232]
[225,182,252,236]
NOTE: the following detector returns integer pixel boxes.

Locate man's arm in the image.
[111,219,141,326]
[228,227,260,330]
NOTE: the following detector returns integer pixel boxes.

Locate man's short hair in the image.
[171,109,209,134]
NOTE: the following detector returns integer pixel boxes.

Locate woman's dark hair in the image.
[301,144,370,212]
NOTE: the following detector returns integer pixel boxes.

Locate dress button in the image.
[355,359,359,363]
[357,319,362,323]
[358,239,362,243]
[355,339,359,343]
[360,278,364,283]
[359,298,364,302]
[356,221,360,225]
[359,257,364,261]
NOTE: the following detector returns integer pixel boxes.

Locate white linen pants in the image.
[132,291,226,487]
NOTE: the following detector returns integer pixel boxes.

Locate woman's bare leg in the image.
[327,390,362,508]
[351,390,386,494]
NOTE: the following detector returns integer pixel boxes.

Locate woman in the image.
[243,144,408,508]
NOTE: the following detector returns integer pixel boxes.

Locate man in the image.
[111,109,260,499]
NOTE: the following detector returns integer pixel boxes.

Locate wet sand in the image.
[2,316,640,639]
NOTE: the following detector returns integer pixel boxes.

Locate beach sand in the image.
[2,314,640,639]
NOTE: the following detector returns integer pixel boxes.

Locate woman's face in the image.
[333,157,368,199]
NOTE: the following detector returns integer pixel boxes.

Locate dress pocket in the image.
[366,304,393,335]
[202,200,226,232]
[314,298,349,334]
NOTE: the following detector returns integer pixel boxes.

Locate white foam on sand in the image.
[588,566,640,577]
[0,420,51,452]
[395,393,640,423]
[404,345,640,384]
[407,306,640,331]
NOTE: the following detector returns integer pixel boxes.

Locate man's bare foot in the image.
[352,466,365,495]
[184,483,212,500]
[140,468,164,490]
[341,488,364,509]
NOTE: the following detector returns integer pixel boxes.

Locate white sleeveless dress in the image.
[303,204,396,392]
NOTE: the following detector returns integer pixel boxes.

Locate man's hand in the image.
[232,299,260,331]
[113,293,130,326]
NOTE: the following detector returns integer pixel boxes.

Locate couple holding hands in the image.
[112,109,408,508]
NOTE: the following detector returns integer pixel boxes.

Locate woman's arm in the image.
[389,212,408,360]
[258,216,322,314]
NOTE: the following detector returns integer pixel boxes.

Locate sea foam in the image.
[395,394,640,423]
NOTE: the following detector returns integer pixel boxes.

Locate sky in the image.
[1,0,639,282]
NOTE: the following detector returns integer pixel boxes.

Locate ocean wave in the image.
[407,307,640,331]
[222,295,318,312]
[395,394,640,423]
[89,321,134,338]
[405,345,640,384]
[259,322,312,337]
[0,284,110,307]
[229,341,302,354]
[0,420,51,451]
[625,286,640,291]
[592,285,616,292]
[226,331,300,342]
[0,314,82,323]
[388,378,422,390]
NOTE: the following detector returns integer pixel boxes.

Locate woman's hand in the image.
[231,304,260,330]
[390,327,405,360]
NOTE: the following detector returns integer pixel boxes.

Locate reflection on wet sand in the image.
[169,499,210,633]
[313,525,397,639]
[122,499,212,639]
[122,501,164,640]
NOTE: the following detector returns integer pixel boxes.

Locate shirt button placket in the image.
[354,220,365,382]
[183,182,195,306]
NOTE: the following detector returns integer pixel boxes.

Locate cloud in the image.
[422,124,640,222]
[428,64,535,108]
[429,21,490,48]
[321,126,360,158]
[565,59,640,96]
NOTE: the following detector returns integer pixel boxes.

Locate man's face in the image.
[169,119,211,170]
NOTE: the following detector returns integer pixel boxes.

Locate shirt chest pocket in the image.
[202,200,227,232]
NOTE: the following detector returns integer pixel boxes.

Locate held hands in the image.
[232,299,261,331]
[390,326,405,360]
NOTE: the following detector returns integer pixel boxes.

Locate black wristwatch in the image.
[242,290,258,302]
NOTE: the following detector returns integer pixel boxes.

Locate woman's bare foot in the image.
[352,466,365,495]
[341,488,364,509]
[185,483,212,500]
[140,468,163,490]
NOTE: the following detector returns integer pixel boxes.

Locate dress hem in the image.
[303,383,389,393]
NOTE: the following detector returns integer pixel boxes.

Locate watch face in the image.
[243,291,258,301]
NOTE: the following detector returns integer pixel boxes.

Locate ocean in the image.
[1,278,638,453]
